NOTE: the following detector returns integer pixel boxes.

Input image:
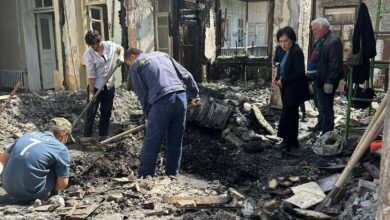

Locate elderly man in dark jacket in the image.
[309,17,343,134]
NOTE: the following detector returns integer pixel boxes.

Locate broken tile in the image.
[285,190,325,209]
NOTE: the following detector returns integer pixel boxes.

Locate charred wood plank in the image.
[187,98,233,129]
[252,104,276,134]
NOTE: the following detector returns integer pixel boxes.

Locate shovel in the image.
[72,58,122,129]
[76,123,146,148]
[76,98,203,148]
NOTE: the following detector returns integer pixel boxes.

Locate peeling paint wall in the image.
[62,1,82,91]
[0,0,26,70]
[297,0,312,63]
[205,9,217,63]
[273,0,301,40]
[125,0,154,52]
[273,0,306,50]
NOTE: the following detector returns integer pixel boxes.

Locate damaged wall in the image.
[62,1,83,91]
[0,0,26,70]
[297,0,312,63]
[125,0,154,52]
[205,8,217,63]
[273,0,301,43]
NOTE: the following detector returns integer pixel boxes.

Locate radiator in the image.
[0,69,27,89]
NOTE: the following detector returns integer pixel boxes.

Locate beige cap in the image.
[50,117,74,142]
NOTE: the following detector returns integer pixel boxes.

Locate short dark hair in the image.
[276,26,297,43]
[85,30,101,46]
[124,48,142,60]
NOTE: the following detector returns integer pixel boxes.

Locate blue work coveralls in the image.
[128,51,199,177]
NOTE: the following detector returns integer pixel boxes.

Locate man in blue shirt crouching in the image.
[0,117,72,201]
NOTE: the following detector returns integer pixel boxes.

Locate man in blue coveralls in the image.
[125,48,201,178]
[0,117,71,201]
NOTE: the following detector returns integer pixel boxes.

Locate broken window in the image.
[155,0,172,55]
[323,6,357,61]
[90,7,105,39]
[85,3,109,41]
[220,0,269,57]
[35,0,53,8]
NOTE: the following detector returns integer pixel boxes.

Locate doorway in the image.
[36,13,56,89]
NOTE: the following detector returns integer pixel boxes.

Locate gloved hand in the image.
[323,83,333,94]
[88,92,94,102]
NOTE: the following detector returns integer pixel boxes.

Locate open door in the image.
[37,14,56,89]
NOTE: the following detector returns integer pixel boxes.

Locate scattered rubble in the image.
[0,81,384,219]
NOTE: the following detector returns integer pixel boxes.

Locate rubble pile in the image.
[0,87,141,145]
[0,81,384,219]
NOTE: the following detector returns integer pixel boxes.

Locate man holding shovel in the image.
[125,48,201,178]
[83,30,124,141]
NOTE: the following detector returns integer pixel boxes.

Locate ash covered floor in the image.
[0,81,382,219]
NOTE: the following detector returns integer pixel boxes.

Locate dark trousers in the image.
[278,104,299,144]
[315,84,336,133]
[83,86,115,137]
[138,91,187,177]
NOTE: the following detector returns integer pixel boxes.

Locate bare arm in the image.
[0,151,9,166]
[55,177,69,191]
[117,46,125,63]
[117,46,124,57]
[88,78,96,92]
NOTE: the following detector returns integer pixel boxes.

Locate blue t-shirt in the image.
[2,131,70,201]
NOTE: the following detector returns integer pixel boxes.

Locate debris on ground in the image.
[0,81,383,219]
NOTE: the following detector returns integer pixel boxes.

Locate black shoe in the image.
[308,125,321,132]
[275,141,289,150]
[282,149,299,157]
[320,129,333,136]
[291,140,300,149]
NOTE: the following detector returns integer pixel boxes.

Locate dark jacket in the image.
[352,2,377,83]
[129,51,199,116]
[316,31,344,87]
[278,44,310,107]
[273,46,285,79]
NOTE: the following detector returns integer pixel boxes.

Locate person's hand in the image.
[324,83,333,94]
[276,79,283,87]
[188,98,202,110]
[117,56,124,65]
[88,93,94,102]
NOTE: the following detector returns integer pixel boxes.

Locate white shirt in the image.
[83,41,121,89]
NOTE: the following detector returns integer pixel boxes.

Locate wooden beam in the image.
[377,90,390,219]
[252,104,276,134]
